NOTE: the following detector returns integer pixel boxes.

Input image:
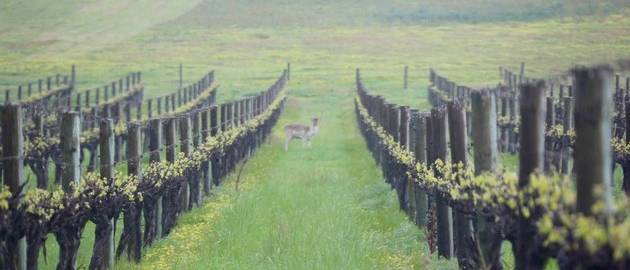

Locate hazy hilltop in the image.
[0,0,203,54]
[2,0,629,48]
[0,0,629,95]
[175,0,630,27]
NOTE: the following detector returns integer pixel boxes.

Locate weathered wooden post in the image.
[233,101,240,127]
[180,115,192,211]
[61,112,81,191]
[1,104,27,270]
[406,109,418,221]
[500,94,509,152]
[412,113,428,227]
[210,106,220,187]
[573,66,614,216]
[431,107,453,258]
[544,96,556,172]
[561,97,574,175]
[226,102,233,130]
[192,111,203,205]
[157,97,163,116]
[508,93,517,153]
[163,118,177,235]
[111,82,117,97]
[136,101,142,120]
[178,88,182,106]
[397,106,410,212]
[103,85,109,102]
[220,104,227,132]
[147,119,163,242]
[210,106,218,136]
[201,108,212,196]
[91,119,116,270]
[515,81,547,270]
[148,99,153,119]
[120,123,142,262]
[624,95,630,194]
[448,100,476,269]
[471,89,501,269]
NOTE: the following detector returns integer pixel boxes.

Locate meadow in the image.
[1,0,630,269]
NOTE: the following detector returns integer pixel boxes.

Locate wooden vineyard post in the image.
[561,97,574,175]
[406,109,418,221]
[233,101,240,127]
[114,104,124,163]
[157,97,163,116]
[545,96,555,172]
[121,123,142,262]
[515,81,547,270]
[508,93,518,153]
[192,111,203,205]
[31,113,48,188]
[179,115,192,211]
[245,98,252,158]
[500,94,508,152]
[412,113,429,227]
[227,103,233,130]
[201,108,212,196]
[398,106,409,211]
[177,88,182,107]
[210,106,218,136]
[1,104,27,270]
[147,118,163,242]
[61,112,81,191]
[91,119,116,270]
[624,95,630,195]
[431,107,453,258]
[447,100,475,269]
[470,90,501,269]
[162,118,178,235]
[573,66,614,216]
[210,106,220,187]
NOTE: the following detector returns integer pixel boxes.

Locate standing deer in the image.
[284,118,319,151]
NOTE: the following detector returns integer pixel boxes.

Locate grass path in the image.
[121,85,455,269]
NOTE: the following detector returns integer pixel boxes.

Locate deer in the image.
[284,117,319,151]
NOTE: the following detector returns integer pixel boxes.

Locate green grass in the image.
[117,92,456,269]
[1,0,630,269]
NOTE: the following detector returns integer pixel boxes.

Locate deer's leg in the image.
[307,139,312,148]
[302,137,308,148]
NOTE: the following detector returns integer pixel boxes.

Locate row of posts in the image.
[3,65,76,104]
[73,72,142,110]
[146,71,214,119]
[357,66,616,268]
[0,70,286,270]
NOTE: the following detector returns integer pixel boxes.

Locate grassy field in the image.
[2,0,630,269]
